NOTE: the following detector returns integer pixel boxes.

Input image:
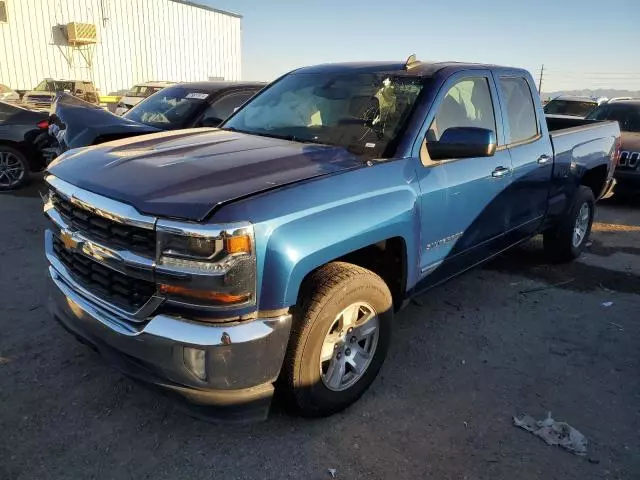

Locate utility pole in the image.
[538,64,544,94]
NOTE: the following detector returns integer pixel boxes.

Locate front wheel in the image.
[282,262,393,417]
[0,146,29,191]
[543,186,595,262]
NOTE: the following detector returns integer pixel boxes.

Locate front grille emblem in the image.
[60,230,79,251]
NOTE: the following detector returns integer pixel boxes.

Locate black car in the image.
[586,100,640,196]
[0,101,49,190]
[48,81,265,156]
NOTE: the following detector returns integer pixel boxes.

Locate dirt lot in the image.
[1,181,639,480]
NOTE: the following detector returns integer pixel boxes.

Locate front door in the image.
[415,73,513,290]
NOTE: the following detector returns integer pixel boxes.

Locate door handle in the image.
[491,166,510,178]
[537,154,552,165]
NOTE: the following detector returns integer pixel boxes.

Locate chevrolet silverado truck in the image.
[44,59,620,420]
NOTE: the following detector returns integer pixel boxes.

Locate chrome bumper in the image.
[49,265,292,416]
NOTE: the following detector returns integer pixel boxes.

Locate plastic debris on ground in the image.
[328,468,337,478]
[513,412,588,456]
[601,301,614,307]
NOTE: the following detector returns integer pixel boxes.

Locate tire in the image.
[543,186,595,262]
[0,146,30,191]
[282,262,393,417]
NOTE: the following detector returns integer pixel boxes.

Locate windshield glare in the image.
[124,86,209,129]
[544,99,597,117]
[586,104,640,132]
[224,72,426,157]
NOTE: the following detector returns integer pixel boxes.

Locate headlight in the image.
[156,221,256,308]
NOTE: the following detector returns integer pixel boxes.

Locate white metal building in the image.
[0,0,242,95]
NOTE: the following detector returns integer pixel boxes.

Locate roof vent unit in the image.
[65,23,97,46]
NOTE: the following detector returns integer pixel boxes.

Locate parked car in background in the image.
[46,81,265,158]
[543,95,599,117]
[0,101,49,190]
[0,84,20,103]
[114,81,175,116]
[44,59,619,420]
[586,99,640,197]
[22,79,99,108]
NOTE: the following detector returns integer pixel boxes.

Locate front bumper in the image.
[49,266,292,421]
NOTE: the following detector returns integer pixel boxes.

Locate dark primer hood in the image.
[48,128,365,221]
[50,92,160,151]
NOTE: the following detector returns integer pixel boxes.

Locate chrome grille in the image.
[51,190,156,257]
[52,235,156,312]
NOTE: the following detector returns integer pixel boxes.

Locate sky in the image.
[205,0,640,93]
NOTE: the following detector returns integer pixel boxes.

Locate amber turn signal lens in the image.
[225,234,251,254]
[159,284,250,304]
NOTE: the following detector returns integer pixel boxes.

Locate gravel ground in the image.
[1,181,639,480]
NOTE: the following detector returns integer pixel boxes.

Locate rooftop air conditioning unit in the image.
[66,23,97,45]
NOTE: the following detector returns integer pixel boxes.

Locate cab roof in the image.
[291,60,527,77]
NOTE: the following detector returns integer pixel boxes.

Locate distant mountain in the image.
[542,89,640,100]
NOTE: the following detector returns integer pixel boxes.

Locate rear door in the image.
[415,71,514,289]
[495,74,553,241]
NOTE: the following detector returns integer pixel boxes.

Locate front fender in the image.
[230,160,423,311]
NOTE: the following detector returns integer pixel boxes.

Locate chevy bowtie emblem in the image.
[60,230,78,250]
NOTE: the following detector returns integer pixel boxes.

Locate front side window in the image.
[427,78,496,141]
[499,77,538,144]
[586,104,640,132]
[124,85,210,129]
[224,72,427,158]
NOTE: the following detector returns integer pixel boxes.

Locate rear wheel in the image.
[0,146,29,191]
[543,186,595,262]
[282,262,393,417]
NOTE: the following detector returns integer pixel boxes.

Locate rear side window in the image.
[203,91,254,123]
[499,77,538,144]
[427,77,496,141]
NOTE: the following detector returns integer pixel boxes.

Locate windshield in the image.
[34,80,74,92]
[544,99,597,117]
[123,86,210,129]
[223,72,427,157]
[128,85,165,98]
[586,103,640,132]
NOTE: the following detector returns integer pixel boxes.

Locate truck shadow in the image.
[485,238,640,295]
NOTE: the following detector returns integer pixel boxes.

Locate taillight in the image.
[37,119,49,130]
[613,139,622,165]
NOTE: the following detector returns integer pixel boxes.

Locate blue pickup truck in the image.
[44,59,620,420]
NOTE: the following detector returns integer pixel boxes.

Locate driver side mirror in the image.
[427,127,497,160]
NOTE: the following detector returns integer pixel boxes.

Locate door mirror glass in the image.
[427,127,497,160]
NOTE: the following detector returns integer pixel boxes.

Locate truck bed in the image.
[546,114,619,199]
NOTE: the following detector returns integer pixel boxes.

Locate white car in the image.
[0,84,19,103]
[114,81,175,115]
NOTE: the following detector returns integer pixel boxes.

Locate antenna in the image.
[405,54,420,70]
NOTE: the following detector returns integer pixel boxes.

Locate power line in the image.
[538,64,544,93]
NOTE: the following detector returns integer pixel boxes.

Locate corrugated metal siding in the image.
[0,0,241,94]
